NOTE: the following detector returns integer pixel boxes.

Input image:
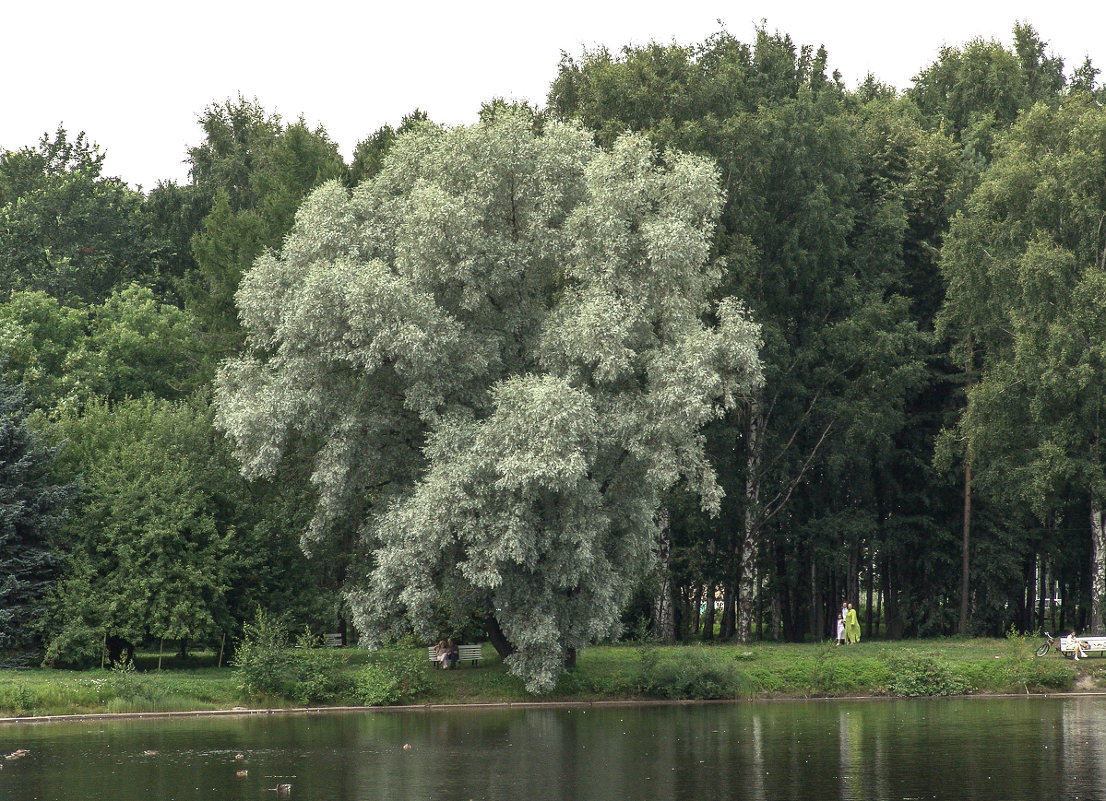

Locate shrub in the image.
[640,647,735,700]
[0,683,36,715]
[884,650,969,697]
[354,663,402,706]
[232,609,297,700]
[39,616,104,669]
[288,648,353,705]
[353,644,428,706]
[1002,657,1073,692]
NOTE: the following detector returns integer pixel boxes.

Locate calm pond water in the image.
[2,696,1105,800]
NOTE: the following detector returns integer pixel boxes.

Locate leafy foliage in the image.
[0,127,170,304]
[550,28,937,641]
[0,285,203,411]
[938,95,1106,630]
[39,397,237,665]
[216,110,763,692]
[181,97,348,357]
[0,377,74,651]
[884,650,969,696]
[229,608,296,699]
[0,24,1102,670]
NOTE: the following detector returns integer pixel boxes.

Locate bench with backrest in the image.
[427,644,483,667]
[1059,634,1106,658]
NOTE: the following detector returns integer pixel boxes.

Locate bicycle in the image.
[1035,631,1057,657]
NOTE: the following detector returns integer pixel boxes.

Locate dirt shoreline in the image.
[6,690,1106,726]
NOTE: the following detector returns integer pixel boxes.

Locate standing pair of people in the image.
[837,602,861,645]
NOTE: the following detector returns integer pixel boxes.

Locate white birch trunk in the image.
[1090,498,1106,634]
[737,393,763,643]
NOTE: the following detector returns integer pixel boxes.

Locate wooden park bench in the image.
[427,644,483,667]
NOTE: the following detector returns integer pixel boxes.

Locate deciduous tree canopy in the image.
[215,111,763,690]
[0,377,74,652]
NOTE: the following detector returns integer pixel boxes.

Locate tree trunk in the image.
[651,511,675,642]
[847,548,859,607]
[690,585,702,638]
[1022,558,1035,633]
[809,559,820,639]
[720,582,735,640]
[959,343,974,636]
[883,557,903,639]
[673,586,687,642]
[769,593,787,641]
[959,450,972,635]
[1059,580,1067,633]
[1090,498,1106,634]
[737,394,764,643]
[484,613,515,659]
[865,547,874,640]
[702,585,716,641]
[1036,556,1046,632]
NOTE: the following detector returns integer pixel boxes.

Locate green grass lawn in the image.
[1,635,1099,719]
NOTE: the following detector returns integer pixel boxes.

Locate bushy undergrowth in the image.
[231,612,428,706]
[232,612,353,704]
[638,645,736,699]
[956,653,1073,693]
[884,651,969,696]
[353,646,429,706]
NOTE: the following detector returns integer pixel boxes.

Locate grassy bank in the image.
[1,636,1099,718]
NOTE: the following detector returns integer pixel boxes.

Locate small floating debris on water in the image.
[236,769,249,778]
[142,750,159,756]
[5,749,30,760]
[234,753,246,760]
[403,743,412,751]
[270,783,292,796]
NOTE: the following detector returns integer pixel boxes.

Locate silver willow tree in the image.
[214,112,763,691]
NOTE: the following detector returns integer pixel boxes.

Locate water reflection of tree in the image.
[1062,698,1106,798]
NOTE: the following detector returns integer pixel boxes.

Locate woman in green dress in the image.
[845,603,861,644]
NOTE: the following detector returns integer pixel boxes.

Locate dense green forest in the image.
[2,23,1105,691]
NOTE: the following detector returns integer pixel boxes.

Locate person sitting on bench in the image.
[1067,631,1086,660]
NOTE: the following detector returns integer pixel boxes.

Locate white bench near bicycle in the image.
[1036,631,1106,659]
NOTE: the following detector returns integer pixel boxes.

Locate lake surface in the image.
[2,696,1105,800]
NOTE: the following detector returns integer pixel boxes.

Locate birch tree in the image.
[215,111,763,691]
[939,96,1106,632]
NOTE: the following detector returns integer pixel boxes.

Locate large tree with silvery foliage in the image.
[214,111,762,691]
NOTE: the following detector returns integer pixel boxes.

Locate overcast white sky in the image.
[3,1,1102,191]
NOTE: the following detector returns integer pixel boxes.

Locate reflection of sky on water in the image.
[3,697,1106,800]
